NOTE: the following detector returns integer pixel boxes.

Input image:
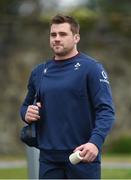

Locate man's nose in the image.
[55,34,61,41]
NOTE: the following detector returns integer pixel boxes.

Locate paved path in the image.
[0,160,27,169]
[102,162,131,169]
[0,160,131,169]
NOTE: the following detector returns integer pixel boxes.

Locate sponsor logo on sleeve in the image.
[100,71,109,84]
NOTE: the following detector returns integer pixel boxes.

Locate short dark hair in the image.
[50,14,80,34]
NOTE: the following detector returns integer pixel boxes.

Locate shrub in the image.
[106,134,131,154]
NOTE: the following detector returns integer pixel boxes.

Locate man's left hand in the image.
[74,143,99,163]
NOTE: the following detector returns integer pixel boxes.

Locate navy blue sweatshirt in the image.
[20,53,115,160]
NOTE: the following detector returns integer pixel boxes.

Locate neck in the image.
[54,49,78,61]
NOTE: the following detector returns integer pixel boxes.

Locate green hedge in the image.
[105,134,131,154]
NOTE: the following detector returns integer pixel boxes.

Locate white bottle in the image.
[69,150,83,165]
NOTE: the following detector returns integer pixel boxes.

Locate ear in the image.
[74,34,80,44]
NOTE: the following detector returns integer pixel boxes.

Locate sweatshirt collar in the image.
[53,52,80,63]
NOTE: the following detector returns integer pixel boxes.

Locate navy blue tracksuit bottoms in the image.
[39,150,101,179]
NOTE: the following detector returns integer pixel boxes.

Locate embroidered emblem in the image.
[74,62,81,70]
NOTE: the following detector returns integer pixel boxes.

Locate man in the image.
[20,14,115,179]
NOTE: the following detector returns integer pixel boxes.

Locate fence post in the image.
[26,146,40,179]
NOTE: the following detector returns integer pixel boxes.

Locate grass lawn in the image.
[0,167,28,179]
[0,167,131,179]
[102,168,131,179]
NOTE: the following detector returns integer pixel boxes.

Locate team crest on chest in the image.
[74,62,81,70]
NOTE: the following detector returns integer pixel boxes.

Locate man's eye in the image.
[50,33,56,37]
[60,33,67,36]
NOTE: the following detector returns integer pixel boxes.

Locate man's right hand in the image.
[25,102,41,123]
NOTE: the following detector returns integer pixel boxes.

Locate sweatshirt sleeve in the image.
[20,70,36,123]
[88,62,115,150]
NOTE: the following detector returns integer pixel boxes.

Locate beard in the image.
[52,45,74,57]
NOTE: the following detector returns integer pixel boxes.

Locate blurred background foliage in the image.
[0,0,131,155]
